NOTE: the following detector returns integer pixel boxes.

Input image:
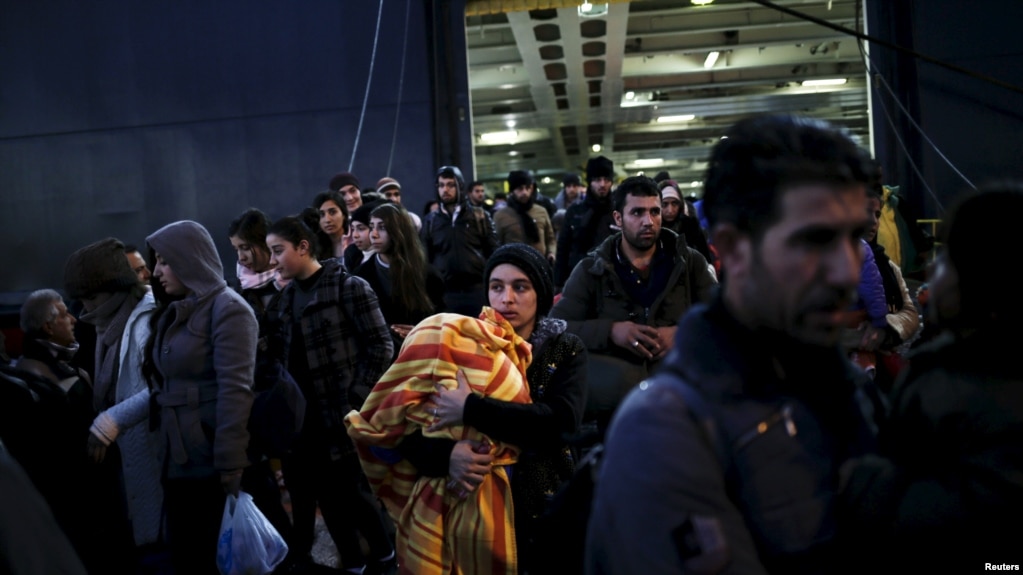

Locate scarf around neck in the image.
[80,290,139,411]
[22,338,82,384]
[237,262,290,290]
[510,196,541,243]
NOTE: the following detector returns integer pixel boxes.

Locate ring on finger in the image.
[632,340,640,348]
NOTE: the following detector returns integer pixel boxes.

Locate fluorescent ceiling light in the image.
[704,51,720,69]
[578,2,608,17]
[480,130,518,143]
[632,158,665,167]
[803,78,847,87]
[690,181,702,188]
[657,114,696,123]
[505,120,516,128]
[591,143,602,152]
[691,0,714,5]
[621,90,656,108]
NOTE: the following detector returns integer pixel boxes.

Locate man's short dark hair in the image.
[612,175,660,214]
[703,114,872,239]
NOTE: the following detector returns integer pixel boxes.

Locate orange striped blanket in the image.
[345,308,532,575]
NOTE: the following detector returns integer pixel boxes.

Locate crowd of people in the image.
[1,112,1021,574]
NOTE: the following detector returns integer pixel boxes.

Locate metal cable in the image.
[348,0,386,172]
[852,9,967,213]
[386,0,413,174]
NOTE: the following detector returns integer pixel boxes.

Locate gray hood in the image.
[146,220,227,298]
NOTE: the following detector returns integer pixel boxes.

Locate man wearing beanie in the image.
[376,176,422,231]
[555,155,617,289]
[493,170,556,262]
[421,165,498,316]
[62,237,165,571]
[554,172,585,211]
[328,171,364,213]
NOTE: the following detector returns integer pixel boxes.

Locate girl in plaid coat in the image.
[265,213,396,574]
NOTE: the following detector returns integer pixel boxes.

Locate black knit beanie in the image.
[64,237,140,299]
[329,171,361,191]
[586,155,614,182]
[508,170,534,193]
[483,243,554,318]
[351,199,386,225]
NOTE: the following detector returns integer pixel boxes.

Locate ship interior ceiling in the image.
[465,0,870,195]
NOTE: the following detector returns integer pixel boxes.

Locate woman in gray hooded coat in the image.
[143,220,257,575]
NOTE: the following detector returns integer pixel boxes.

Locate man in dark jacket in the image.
[586,115,880,574]
[6,290,107,571]
[555,155,616,289]
[420,165,498,315]
[551,176,716,427]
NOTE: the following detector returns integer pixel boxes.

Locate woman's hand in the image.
[427,369,472,431]
[446,439,493,497]
[220,469,244,496]
[87,433,108,463]
[391,324,414,339]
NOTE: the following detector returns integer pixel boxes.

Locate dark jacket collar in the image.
[587,228,685,272]
[664,295,861,402]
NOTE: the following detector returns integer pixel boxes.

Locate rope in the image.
[387,0,413,174]
[851,3,966,213]
[348,0,386,172]
[873,72,974,200]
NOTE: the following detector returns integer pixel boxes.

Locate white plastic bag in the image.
[216,491,289,575]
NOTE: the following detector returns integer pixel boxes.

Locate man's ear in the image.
[612,210,623,228]
[711,223,751,276]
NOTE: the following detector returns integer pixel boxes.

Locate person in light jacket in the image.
[63,237,166,571]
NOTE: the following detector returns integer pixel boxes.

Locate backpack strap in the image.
[643,372,730,472]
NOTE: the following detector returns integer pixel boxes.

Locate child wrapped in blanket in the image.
[345,307,531,575]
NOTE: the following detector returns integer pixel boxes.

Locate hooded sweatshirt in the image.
[146,220,257,479]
